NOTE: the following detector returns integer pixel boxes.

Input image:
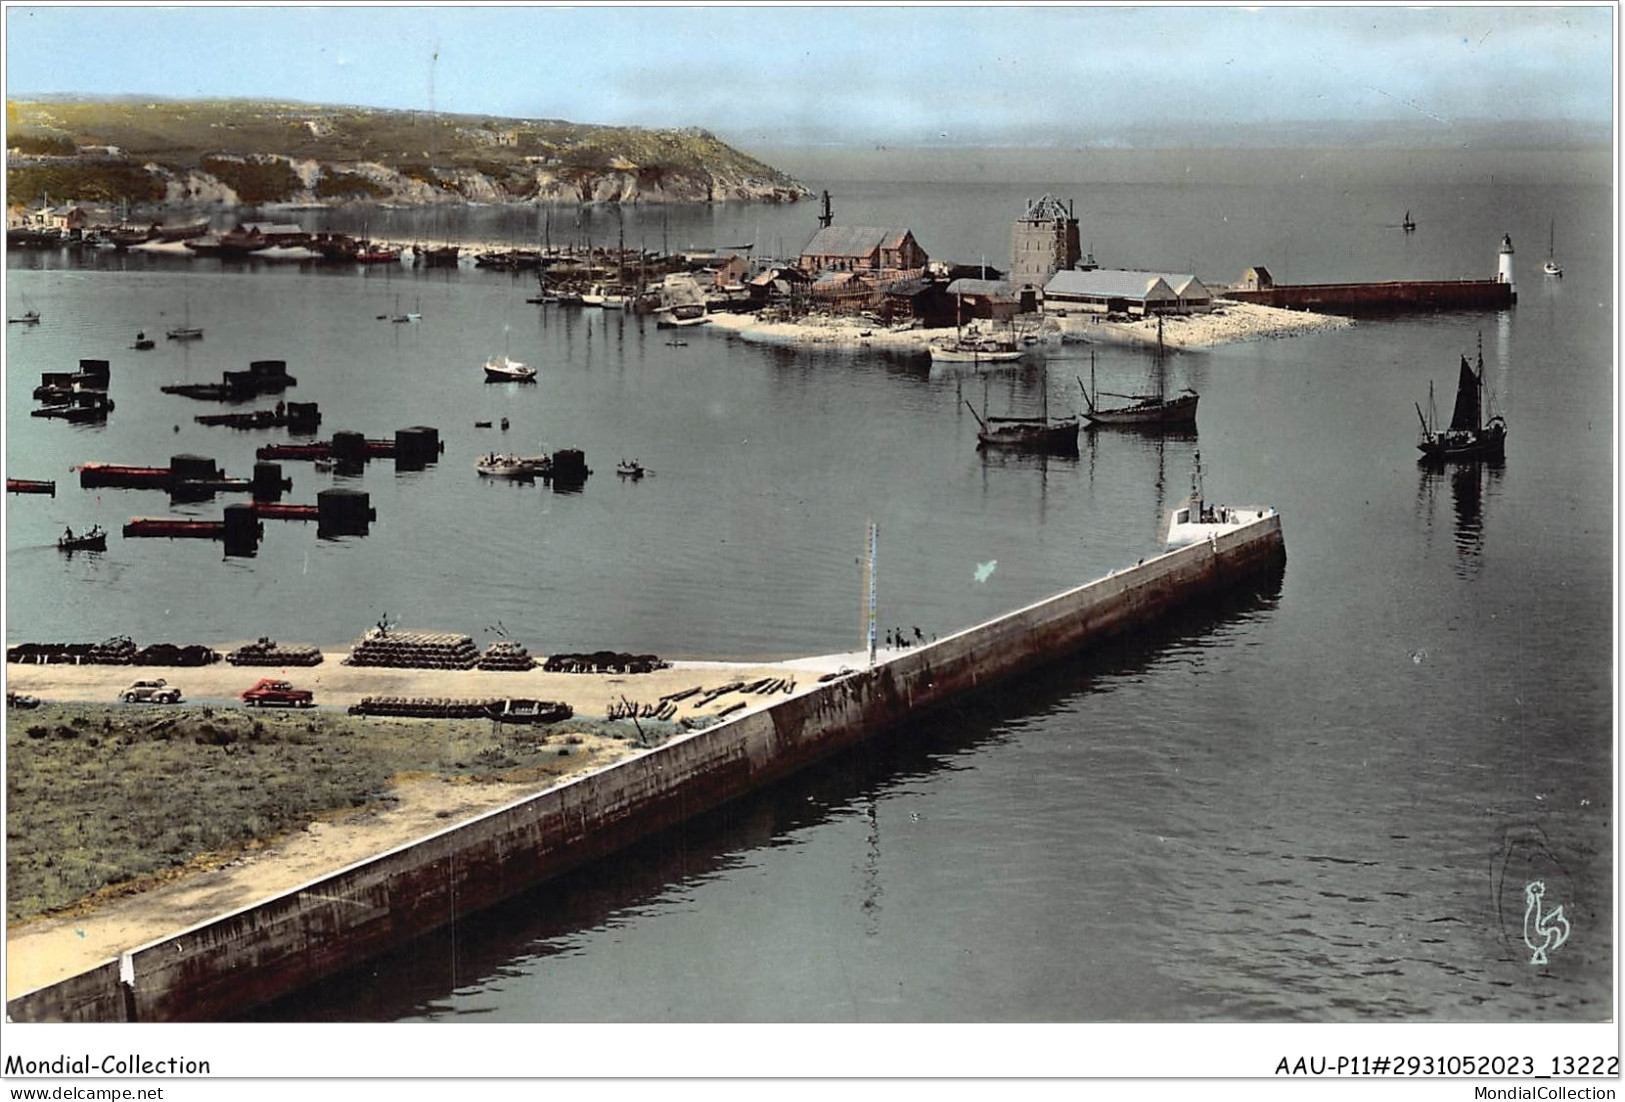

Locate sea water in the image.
[4,146,1612,1023]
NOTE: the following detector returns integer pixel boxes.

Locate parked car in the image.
[121,678,182,704]
[240,678,315,707]
[6,690,41,709]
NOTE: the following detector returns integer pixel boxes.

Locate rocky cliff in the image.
[6,98,810,208]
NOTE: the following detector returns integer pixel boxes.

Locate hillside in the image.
[5,98,811,208]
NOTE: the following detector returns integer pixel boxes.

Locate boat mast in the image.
[864,520,879,667]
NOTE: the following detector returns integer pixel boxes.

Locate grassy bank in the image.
[5,702,655,922]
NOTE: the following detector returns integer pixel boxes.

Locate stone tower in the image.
[1009,195,1081,291]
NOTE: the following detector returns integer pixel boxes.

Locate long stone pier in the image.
[7,510,1285,1022]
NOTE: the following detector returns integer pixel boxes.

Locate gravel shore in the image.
[704,299,1352,352]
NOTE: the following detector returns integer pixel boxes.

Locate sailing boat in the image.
[1416,332,1506,463]
[9,289,41,325]
[1080,316,1198,428]
[166,297,203,341]
[964,360,1079,455]
[1543,219,1563,277]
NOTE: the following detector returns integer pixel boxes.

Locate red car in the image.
[240,678,315,708]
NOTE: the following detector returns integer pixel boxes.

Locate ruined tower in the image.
[1009,195,1081,292]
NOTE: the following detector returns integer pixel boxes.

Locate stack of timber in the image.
[344,630,480,670]
[226,638,324,667]
[477,640,537,671]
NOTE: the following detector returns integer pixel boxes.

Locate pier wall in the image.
[8,515,1284,1022]
[1225,279,1512,314]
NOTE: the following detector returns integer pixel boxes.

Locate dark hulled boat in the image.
[58,525,108,553]
[1080,318,1198,429]
[1416,334,1506,464]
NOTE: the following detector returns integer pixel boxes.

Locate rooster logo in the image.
[1522,880,1570,965]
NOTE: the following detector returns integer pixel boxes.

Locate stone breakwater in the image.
[8,512,1284,1022]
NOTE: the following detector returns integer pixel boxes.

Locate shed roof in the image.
[801,225,911,258]
[1044,269,1183,301]
[945,278,1017,298]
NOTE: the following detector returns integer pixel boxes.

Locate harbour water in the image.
[4,147,1613,1024]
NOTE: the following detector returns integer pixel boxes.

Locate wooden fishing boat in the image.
[1080,317,1198,429]
[485,698,573,724]
[58,524,107,552]
[1416,333,1506,464]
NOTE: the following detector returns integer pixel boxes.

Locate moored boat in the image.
[476,452,550,479]
[1080,319,1198,429]
[928,324,1025,364]
[484,355,536,382]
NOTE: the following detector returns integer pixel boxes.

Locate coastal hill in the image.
[4,97,812,209]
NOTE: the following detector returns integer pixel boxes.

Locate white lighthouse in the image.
[1497,233,1517,303]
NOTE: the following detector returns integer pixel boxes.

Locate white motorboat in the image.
[475,452,549,479]
[483,355,536,382]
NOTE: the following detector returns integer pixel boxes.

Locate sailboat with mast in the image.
[1416,332,1506,463]
[1543,218,1563,277]
[964,360,1079,455]
[166,296,203,341]
[1080,315,1197,428]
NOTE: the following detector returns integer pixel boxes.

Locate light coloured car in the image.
[120,678,182,704]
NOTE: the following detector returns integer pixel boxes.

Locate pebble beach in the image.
[704,298,1352,352]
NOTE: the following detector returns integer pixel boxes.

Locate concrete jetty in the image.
[7,508,1284,1022]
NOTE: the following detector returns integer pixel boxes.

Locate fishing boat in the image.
[964,361,1079,455]
[616,459,647,479]
[1080,317,1198,428]
[8,310,40,325]
[354,242,401,264]
[475,452,550,479]
[1416,333,1507,464]
[57,524,107,553]
[166,298,203,341]
[1543,218,1563,277]
[483,355,536,382]
[928,324,1025,364]
[485,698,573,724]
[131,330,155,350]
[1163,450,1277,548]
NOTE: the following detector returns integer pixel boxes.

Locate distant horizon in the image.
[4,6,1611,149]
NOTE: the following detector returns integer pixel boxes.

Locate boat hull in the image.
[976,420,1080,455]
[928,345,1024,363]
[1084,393,1199,428]
[1417,422,1507,464]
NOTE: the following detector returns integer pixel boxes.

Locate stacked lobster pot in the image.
[344,630,480,670]
[477,640,536,671]
[227,637,324,666]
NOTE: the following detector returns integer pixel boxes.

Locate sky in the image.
[2,4,1616,149]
